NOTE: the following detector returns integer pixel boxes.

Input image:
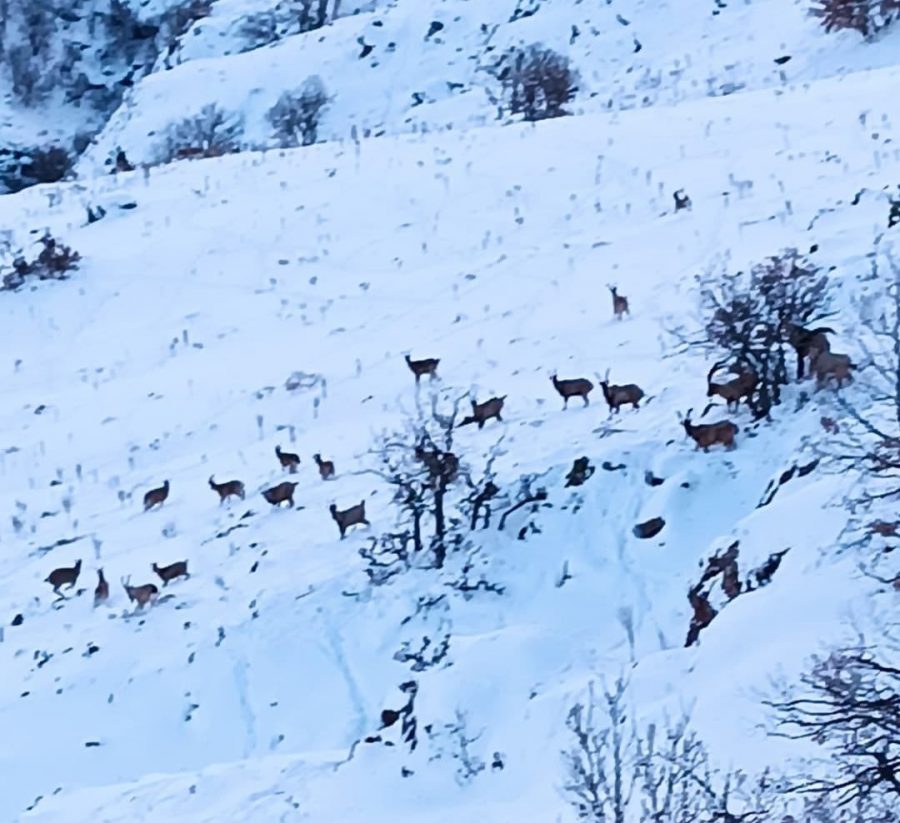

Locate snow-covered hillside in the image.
[2,1,899,821]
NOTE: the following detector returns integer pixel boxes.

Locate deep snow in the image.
[2,1,900,821]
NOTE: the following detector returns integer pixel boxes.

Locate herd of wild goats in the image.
[41,287,852,611]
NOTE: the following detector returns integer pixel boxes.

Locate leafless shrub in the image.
[810,0,900,39]
[496,43,579,121]
[2,233,80,291]
[238,10,281,51]
[155,104,245,164]
[563,679,773,822]
[267,77,330,148]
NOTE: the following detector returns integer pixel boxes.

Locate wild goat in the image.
[551,374,593,408]
[680,410,738,451]
[599,372,644,413]
[607,285,630,320]
[811,350,854,389]
[275,445,300,473]
[313,453,335,480]
[94,568,109,607]
[706,361,758,411]
[121,576,158,609]
[45,559,81,596]
[152,560,189,586]
[405,354,439,383]
[414,444,460,485]
[143,480,169,511]
[209,475,245,503]
[330,500,370,539]
[262,481,298,508]
[459,396,505,429]
[673,189,691,212]
[783,322,835,380]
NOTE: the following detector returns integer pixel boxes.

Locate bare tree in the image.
[766,635,900,814]
[697,249,831,418]
[563,680,772,822]
[267,77,330,148]
[495,43,579,121]
[155,104,245,164]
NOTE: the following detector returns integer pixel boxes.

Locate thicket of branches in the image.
[767,637,900,819]
[495,43,579,121]
[154,104,245,164]
[696,249,831,418]
[1,233,81,291]
[811,0,900,39]
[824,245,900,528]
[562,679,773,822]
[267,77,330,148]
[237,0,341,51]
[361,391,504,579]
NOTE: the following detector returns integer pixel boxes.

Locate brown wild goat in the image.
[45,558,82,596]
[551,374,594,408]
[414,443,460,486]
[599,372,644,413]
[459,396,505,429]
[94,568,109,607]
[143,480,170,511]
[608,285,630,320]
[152,560,189,586]
[706,361,758,411]
[811,350,853,389]
[330,500,370,539]
[121,576,159,609]
[783,322,834,380]
[262,481,298,508]
[680,410,738,452]
[405,354,440,383]
[209,475,245,503]
[313,453,335,480]
[275,445,300,473]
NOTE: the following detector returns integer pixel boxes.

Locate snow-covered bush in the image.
[810,0,900,38]
[238,10,281,51]
[154,104,245,164]
[267,77,330,147]
[497,44,579,121]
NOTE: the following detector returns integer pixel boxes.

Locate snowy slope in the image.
[2,2,900,822]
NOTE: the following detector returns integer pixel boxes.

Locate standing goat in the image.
[330,500,370,539]
[152,560,189,586]
[262,481,298,508]
[45,559,81,596]
[706,361,758,411]
[209,475,245,504]
[94,568,109,607]
[783,322,835,380]
[680,410,738,452]
[313,453,336,480]
[551,374,594,408]
[811,351,853,389]
[599,371,644,413]
[459,396,505,429]
[405,354,439,383]
[607,285,630,320]
[143,480,169,511]
[121,576,158,609]
[275,445,300,473]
